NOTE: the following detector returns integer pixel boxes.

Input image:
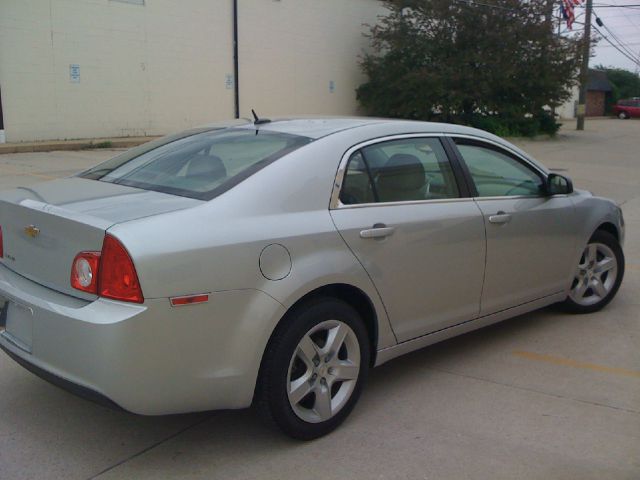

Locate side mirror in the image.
[546,173,573,195]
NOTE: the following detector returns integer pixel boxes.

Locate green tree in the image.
[357,0,582,136]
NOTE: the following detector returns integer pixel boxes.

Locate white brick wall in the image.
[0,0,385,142]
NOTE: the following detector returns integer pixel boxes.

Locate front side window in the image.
[454,141,544,197]
[340,137,460,205]
[79,129,312,200]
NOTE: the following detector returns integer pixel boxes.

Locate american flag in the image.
[561,0,584,30]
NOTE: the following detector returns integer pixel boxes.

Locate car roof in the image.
[232,116,501,140]
[196,117,549,173]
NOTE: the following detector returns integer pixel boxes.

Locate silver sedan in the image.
[0,118,625,439]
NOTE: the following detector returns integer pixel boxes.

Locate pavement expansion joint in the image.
[428,367,640,416]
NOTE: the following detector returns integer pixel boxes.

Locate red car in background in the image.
[613,98,640,119]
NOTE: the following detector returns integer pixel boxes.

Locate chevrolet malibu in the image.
[0,118,625,439]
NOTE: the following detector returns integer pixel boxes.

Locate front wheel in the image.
[618,111,629,119]
[560,230,624,314]
[256,298,370,440]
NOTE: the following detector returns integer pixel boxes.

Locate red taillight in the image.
[70,252,100,294]
[70,235,143,303]
[98,235,144,304]
[0,225,4,258]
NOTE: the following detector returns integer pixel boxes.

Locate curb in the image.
[0,137,159,154]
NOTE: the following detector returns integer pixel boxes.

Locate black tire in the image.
[618,111,629,119]
[255,297,370,440]
[559,230,625,314]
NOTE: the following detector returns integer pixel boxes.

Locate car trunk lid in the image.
[0,178,202,299]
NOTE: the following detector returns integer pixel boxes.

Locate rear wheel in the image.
[618,111,629,119]
[560,230,624,313]
[256,298,370,440]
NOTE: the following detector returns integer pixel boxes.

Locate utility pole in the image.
[232,0,240,119]
[577,0,593,130]
[544,0,554,31]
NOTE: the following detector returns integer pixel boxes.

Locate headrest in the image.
[377,153,425,191]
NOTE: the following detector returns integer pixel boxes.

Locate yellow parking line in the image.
[513,351,640,379]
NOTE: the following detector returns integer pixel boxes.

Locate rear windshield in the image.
[79,128,312,200]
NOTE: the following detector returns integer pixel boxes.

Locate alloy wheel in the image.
[286,320,360,424]
[569,242,618,307]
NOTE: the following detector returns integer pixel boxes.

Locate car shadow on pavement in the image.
[0,307,560,479]
[361,308,559,404]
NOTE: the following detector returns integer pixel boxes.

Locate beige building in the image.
[0,0,385,143]
[556,85,579,120]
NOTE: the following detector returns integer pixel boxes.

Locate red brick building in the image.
[586,70,613,117]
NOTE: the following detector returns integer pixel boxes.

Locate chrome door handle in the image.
[360,224,396,239]
[488,211,512,224]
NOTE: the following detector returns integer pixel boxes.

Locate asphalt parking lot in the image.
[0,118,638,480]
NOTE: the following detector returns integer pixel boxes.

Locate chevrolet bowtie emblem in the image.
[24,225,40,238]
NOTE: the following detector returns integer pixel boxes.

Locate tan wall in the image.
[0,0,385,142]
[0,0,234,142]
[238,0,386,118]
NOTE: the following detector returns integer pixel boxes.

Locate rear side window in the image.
[340,152,376,205]
[79,129,312,200]
[340,137,460,205]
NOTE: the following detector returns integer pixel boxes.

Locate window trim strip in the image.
[334,197,478,210]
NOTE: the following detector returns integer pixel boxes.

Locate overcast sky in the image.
[573,0,640,72]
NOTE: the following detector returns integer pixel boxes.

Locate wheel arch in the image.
[257,283,380,380]
[594,221,619,241]
[296,284,379,366]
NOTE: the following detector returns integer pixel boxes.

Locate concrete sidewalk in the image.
[0,136,158,154]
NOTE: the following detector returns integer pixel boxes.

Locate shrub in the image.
[358,0,579,138]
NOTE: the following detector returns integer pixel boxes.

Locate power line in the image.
[605,0,640,32]
[596,18,640,60]
[585,3,640,7]
[428,0,640,68]
[593,3,640,63]
[593,24,640,65]
[599,40,640,45]
[450,0,519,12]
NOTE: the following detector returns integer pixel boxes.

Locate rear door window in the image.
[339,137,460,205]
[79,129,312,200]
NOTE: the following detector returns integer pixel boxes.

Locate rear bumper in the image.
[0,342,123,411]
[0,263,286,415]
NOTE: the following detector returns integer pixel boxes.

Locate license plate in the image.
[2,299,34,352]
